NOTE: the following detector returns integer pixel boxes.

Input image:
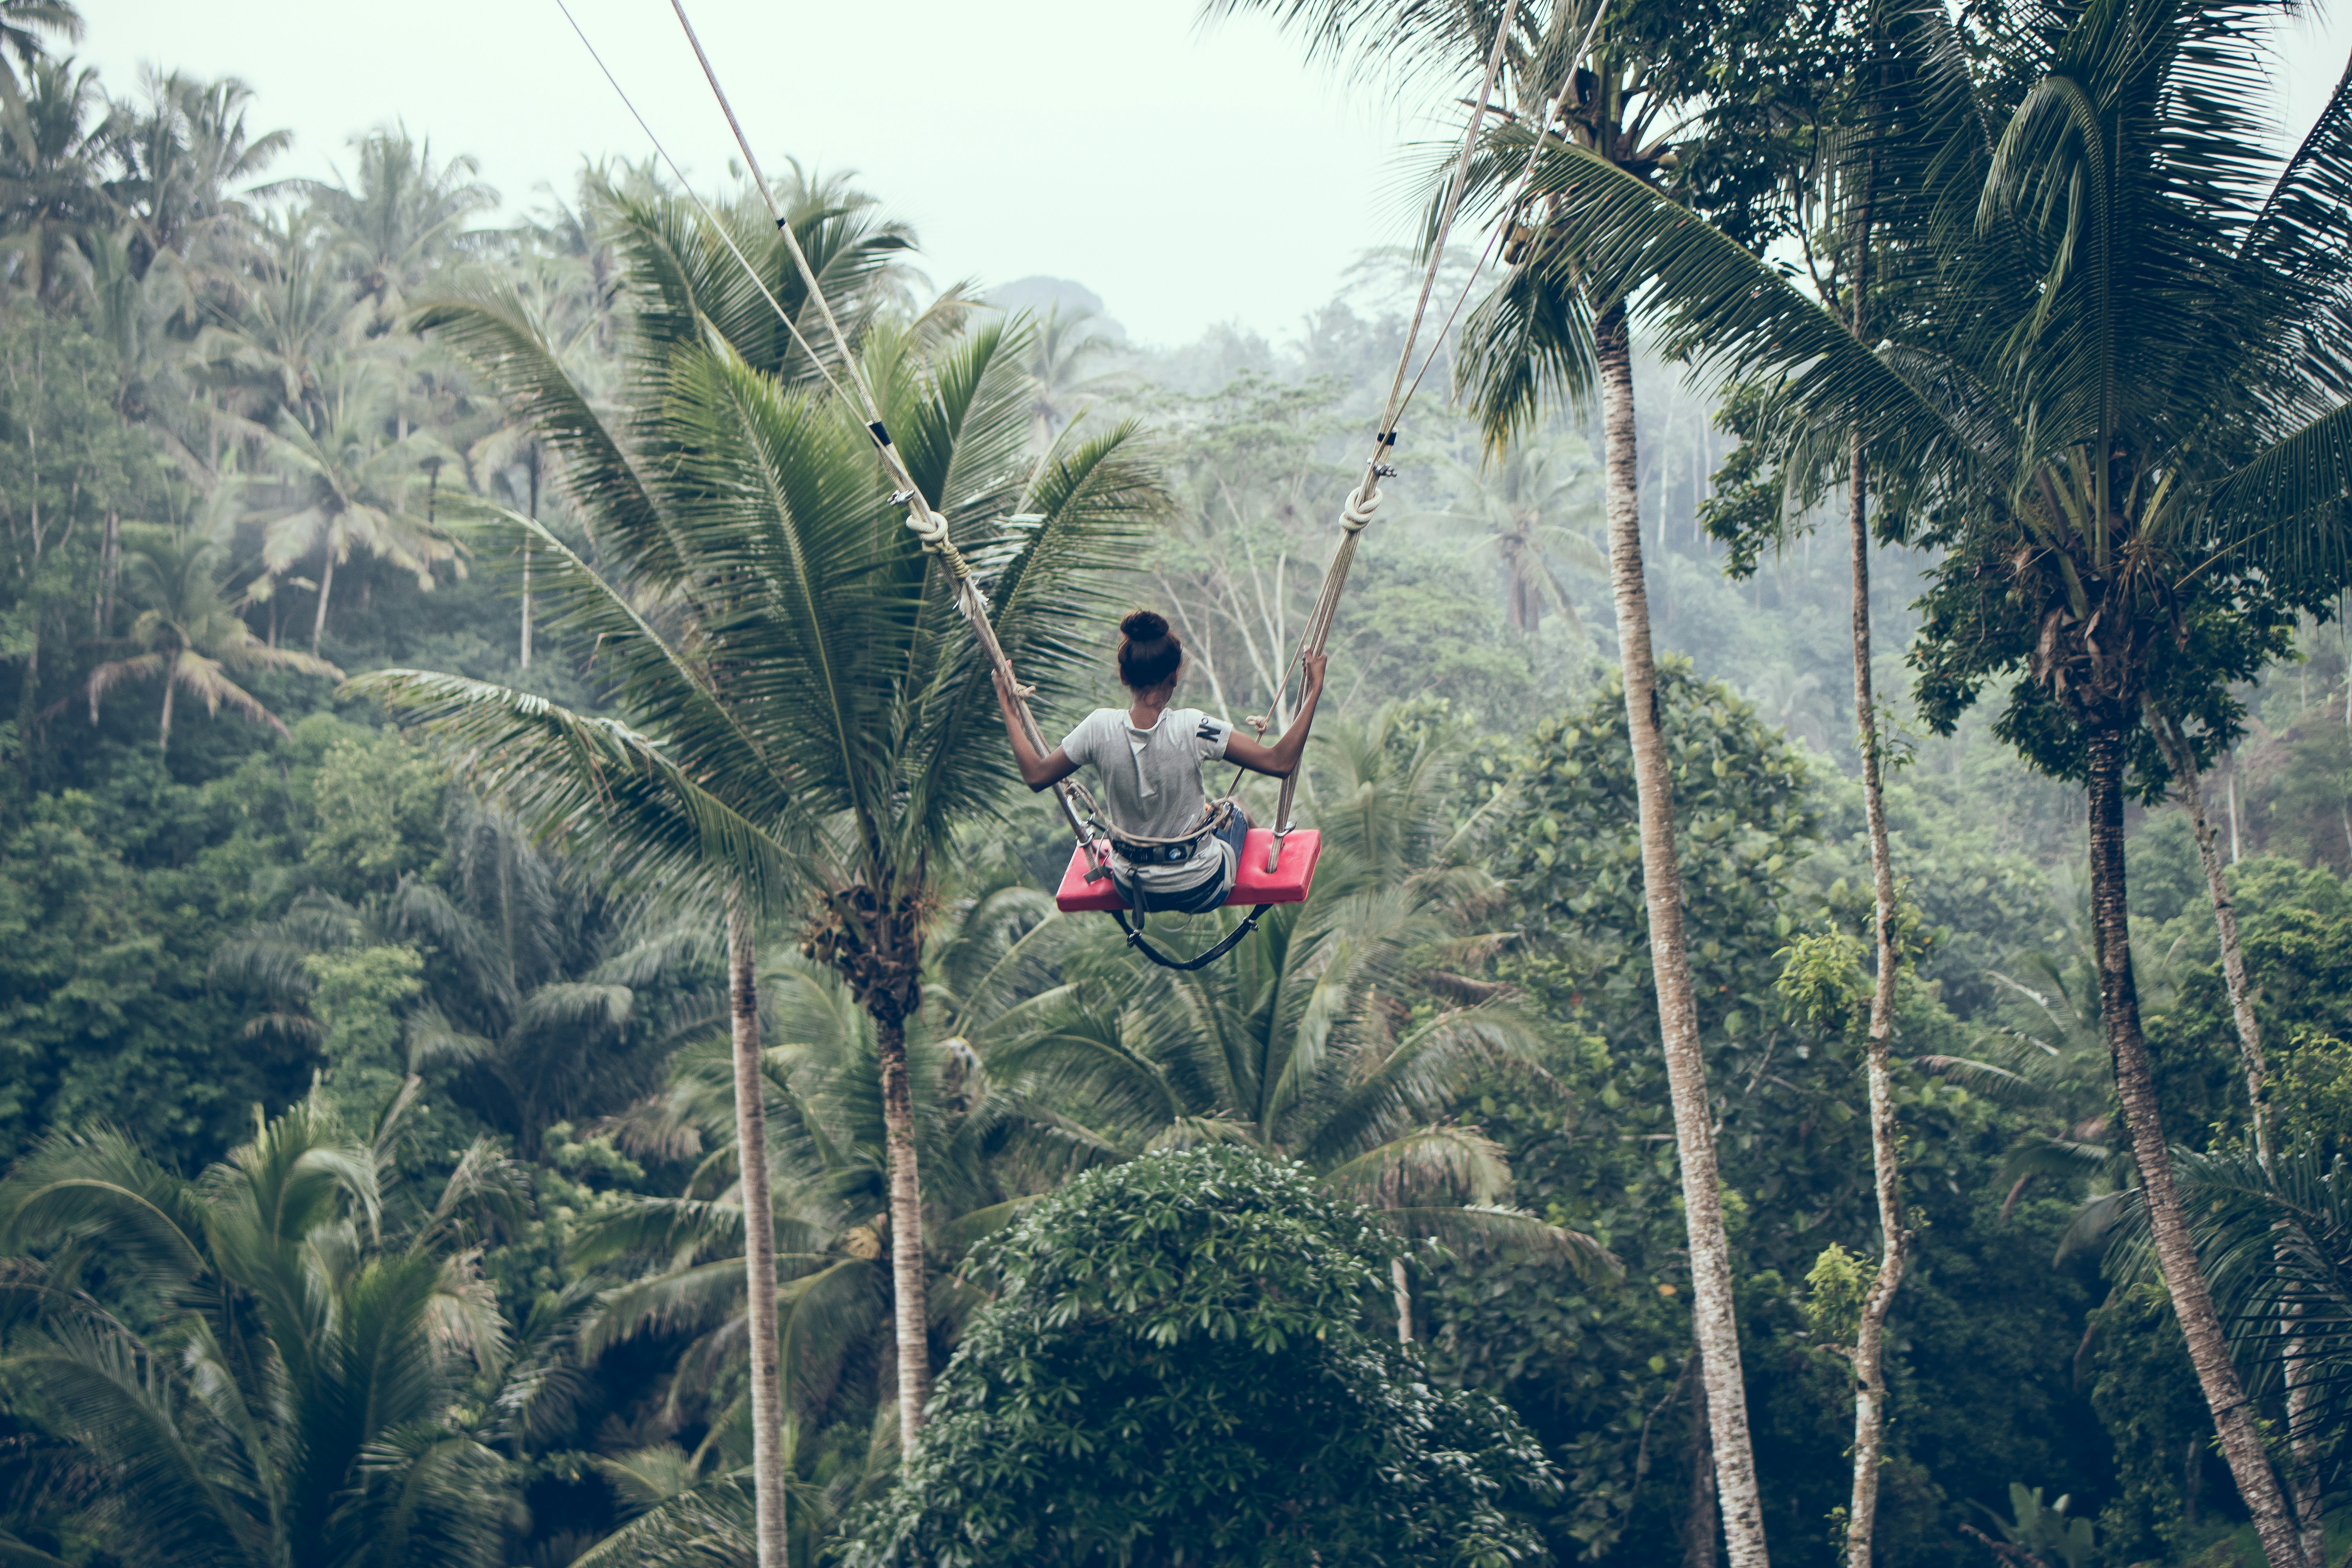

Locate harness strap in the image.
[1113,907,1270,972]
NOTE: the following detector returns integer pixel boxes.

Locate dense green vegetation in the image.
[3,3,2352,1567]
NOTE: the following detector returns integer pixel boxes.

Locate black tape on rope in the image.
[866,420,891,447]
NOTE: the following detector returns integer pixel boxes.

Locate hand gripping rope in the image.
[585,0,1541,965]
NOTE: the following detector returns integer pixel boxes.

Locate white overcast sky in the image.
[81,0,2352,348]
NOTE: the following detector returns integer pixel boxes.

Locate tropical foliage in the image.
[844,1145,1559,1568]
[0,1096,518,1568]
[2,7,2352,1568]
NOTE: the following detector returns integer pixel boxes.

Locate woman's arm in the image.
[1223,652,1328,779]
[995,668,1081,791]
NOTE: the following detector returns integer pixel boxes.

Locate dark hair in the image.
[1118,609,1183,691]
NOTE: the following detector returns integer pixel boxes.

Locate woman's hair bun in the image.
[1117,608,1184,691]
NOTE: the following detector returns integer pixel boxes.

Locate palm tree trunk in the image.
[522,464,537,671]
[2084,729,2309,1568]
[1392,1257,1414,1344]
[1684,1357,1719,1568]
[728,906,788,1568]
[1844,436,1908,1568]
[1595,300,1769,1568]
[14,618,38,754]
[2227,755,2243,862]
[311,549,335,656]
[97,509,118,633]
[158,672,176,753]
[2151,714,2323,1559]
[2152,715,2270,1165]
[875,1007,931,1454]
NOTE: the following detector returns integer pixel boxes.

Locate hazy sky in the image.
[81,1,2352,348]
[83,0,1426,345]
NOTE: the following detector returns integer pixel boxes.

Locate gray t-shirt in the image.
[1061,706,1234,893]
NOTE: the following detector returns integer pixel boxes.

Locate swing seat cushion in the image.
[1055,829,1323,914]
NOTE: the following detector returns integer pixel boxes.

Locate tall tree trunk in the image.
[728,907,789,1568]
[2152,714,2271,1165]
[522,463,536,670]
[96,508,118,633]
[520,544,533,671]
[1684,1353,1720,1568]
[13,614,38,754]
[1595,299,1769,1568]
[2084,729,2309,1568]
[311,548,336,656]
[1844,436,1908,1568]
[2286,1342,2324,1568]
[2227,755,2243,863]
[875,1008,931,1454]
[1392,1257,1414,1345]
[2152,713,2324,1560]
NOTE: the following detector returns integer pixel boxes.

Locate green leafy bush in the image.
[847,1145,1558,1567]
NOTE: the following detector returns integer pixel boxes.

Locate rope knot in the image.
[1340,485,1381,532]
[903,506,951,551]
[1244,713,1270,736]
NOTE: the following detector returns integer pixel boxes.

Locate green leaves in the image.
[0,1097,512,1568]
[847,1145,1557,1567]
[1802,1239,1877,1344]
[407,252,1162,941]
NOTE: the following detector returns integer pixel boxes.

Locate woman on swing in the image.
[995,610,1328,914]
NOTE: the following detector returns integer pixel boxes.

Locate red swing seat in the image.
[1054,829,1323,914]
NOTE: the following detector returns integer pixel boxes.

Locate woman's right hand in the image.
[1300,651,1328,693]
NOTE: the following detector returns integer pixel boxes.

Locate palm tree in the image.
[73,523,339,750]
[0,1095,518,1568]
[2094,1142,2352,1537]
[0,56,113,304]
[1213,0,1774,1550]
[1021,305,1125,450]
[258,358,459,652]
[352,181,1159,1523]
[106,69,289,279]
[558,887,1070,1564]
[468,421,550,668]
[1916,873,2183,1211]
[192,208,356,465]
[1500,2,2352,1558]
[1435,439,1601,636]
[213,803,722,1152]
[302,128,495,336]
[0,0,77,81]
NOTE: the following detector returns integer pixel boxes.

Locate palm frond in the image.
[343,669,800,922]
[1384,1202,1621,1283]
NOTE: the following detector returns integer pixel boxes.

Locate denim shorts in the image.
[1127,806,1250,915]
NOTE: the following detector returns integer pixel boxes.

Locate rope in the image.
[552,0,854,412]
[629,0,1529,960]
[1398,2,1612,416]
[1250,0,1521,870]
[657,0,1109,859]
[1236,5,1580,869]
